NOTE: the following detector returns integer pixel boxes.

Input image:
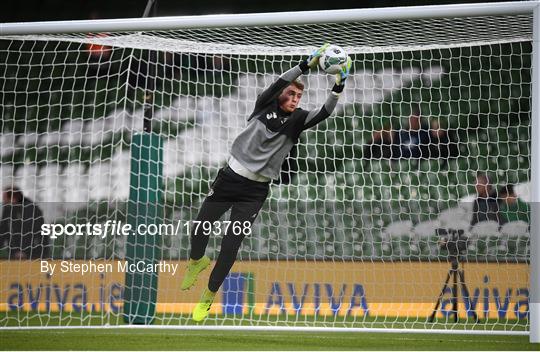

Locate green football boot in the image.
[180,256,211,290]
[192,288,216,322]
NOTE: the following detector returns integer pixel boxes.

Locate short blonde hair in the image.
[291,79,304,91]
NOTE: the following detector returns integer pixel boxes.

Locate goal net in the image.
[0,5,534,333]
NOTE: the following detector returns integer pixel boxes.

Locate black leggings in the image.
[190,166,269,292]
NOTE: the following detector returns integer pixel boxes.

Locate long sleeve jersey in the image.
[230,63,340,180]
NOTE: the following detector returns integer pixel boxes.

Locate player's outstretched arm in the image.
[303,56,352,129]
[253,43,330,110]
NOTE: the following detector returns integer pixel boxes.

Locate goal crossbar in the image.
[0,1,538,35]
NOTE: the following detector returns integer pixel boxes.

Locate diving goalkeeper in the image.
[181,43,352,321]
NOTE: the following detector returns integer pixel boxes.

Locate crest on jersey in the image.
[266,112,277,120]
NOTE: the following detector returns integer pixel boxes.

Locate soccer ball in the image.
[319,45,348,74]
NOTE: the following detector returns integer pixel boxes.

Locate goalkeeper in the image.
[181,43,352,321]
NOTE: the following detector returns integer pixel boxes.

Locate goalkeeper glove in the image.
[333,56,352,94]
[336,56,352,86]
[300,43,330,72]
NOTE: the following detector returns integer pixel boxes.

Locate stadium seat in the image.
[60,119,84,146]
[38,164,62,201]
[236,73,261,101]
[303,74,334,110]
[62,164,89,206]
[469,220,501,255]
[221,98,251,123]
[88,161,112,201]
[381,220,414,256]
[82,117,113,146]
[0,164,14,193]
[37,131,62,147]
[500,220,529,237]
[62,230,81,259]
[154,96,197,123]
[14,163,38,202]
[458,194,476,214]
[0,133,17,158]
[104,109,137,133]
[413,219,441,256]
[421,65,445,87]
[111,150,130,200]
[513,182,531,203]
[438,207,471,231]
[15,132,40,149]
[499,220,529,256]
[38,164,63,222]
[88,233,106,259]
[163,138,182,178]
[171,83,256,172]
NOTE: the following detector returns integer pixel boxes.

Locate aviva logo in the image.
[439,275,529,320]
[222,272,255,315]
[265,282,369,316]
[222,273,368,316]
[223,273,528,319]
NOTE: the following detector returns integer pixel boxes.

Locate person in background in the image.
[424,118,460,168]
[470,173,499,226]
[0,186,48,260]
[498,184,529,225]
[363,107,429,167]
[363,109,460,170]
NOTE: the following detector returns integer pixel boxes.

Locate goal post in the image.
[123,132,163,325]
[0,2,538,341]
[530,2,540,344]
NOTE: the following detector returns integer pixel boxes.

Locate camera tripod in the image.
[429,254,479,323]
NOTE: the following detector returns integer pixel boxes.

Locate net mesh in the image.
[0,11,532,330]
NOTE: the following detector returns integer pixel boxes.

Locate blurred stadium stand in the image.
[0,42,531,261]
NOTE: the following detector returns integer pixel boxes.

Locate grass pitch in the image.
[1,329,538,350]
[1,312,538,350]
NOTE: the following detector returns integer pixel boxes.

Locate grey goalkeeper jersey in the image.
[230,64,340,180]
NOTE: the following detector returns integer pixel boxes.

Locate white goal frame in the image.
[0,1,538,342]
